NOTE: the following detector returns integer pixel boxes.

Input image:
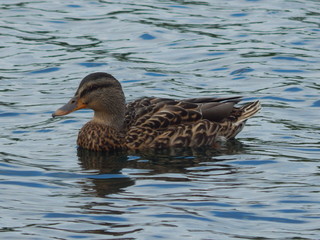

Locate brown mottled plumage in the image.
[53,72,261,151]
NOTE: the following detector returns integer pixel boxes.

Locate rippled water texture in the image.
[1,0,320,239]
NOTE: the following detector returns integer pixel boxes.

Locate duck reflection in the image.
[77,139,246,197]
[77,148,135,197]
[75,141,247,238]
[127,139,246,175]
[78,147,128,174]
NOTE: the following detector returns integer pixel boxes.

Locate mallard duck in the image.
[53,72,260,151]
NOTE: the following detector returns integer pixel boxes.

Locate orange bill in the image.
[52,96,87,117]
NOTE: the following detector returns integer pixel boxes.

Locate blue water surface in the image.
[0,0,319,239]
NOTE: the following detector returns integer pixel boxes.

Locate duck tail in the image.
[237,100,261,122]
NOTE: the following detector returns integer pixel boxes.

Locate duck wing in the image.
[125,96,242,128]
[124,96,260,149]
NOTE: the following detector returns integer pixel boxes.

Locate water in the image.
[1,0,320,239]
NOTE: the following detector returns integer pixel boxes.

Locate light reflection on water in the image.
[1,0,320,239]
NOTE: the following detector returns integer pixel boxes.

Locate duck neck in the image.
[93,110,125,131]
[89,86,126,132]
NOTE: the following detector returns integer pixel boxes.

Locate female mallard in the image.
[53,72,260,151]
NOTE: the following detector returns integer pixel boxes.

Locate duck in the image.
[52,72,261,151]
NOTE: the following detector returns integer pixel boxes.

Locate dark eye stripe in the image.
[79,83,114,98]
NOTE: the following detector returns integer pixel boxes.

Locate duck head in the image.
[52,72,126,131]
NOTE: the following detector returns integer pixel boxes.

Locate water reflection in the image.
[78,148,128,174]
[77,148,134,197]
[73,144,247,239]
[76,140,246,198]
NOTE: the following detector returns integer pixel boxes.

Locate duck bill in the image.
[52,97,87,117]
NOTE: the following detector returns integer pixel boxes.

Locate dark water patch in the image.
[47,20,67,24]
[66,4,82,8]
[128,206,148,211]
[301,216,320,220]
[78,62,108,68]
[29,67,60,74]
[248,204,269,208]
[210,67,229,71]
[140,33,156,40]
[212,210,307,224]
[90,215,128,222]
[261,96,305,102]
[0,168,128,180]
[67,235,91,239]
[0,162,18,168]
[286,195,314,199]
[144,72,167,77]
[171,201,234,208]
[272,69,305,73]
[284,87,303,92]
[311,100,320,107]
[230,13,248,17]
[272,56,307,62]
[279,200,320,204]
[288,147,320,152]
[12,129,53,135]
[137,183,194,188]
[46,171,129,180]
[122,79,144,83]
[44,213,127,222]
[274,209,307,213]
[36,129,53,133]
[0,112,37,117]
[280,136,294,139]
[232,76,246,80]
[207,52,226,56]
[168,5,189,9]
[0,180,59,189]
[12,130,30,134]
[230,160,277,166]
[291,40,309,46]
[0,112,20,117]
[150,213,212,222]
[86,173,129,180]
[0,169,43,177]
[60,119,79,124]
[166,42,179,46]
[236,34,249,37]
[230,67,254,75]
